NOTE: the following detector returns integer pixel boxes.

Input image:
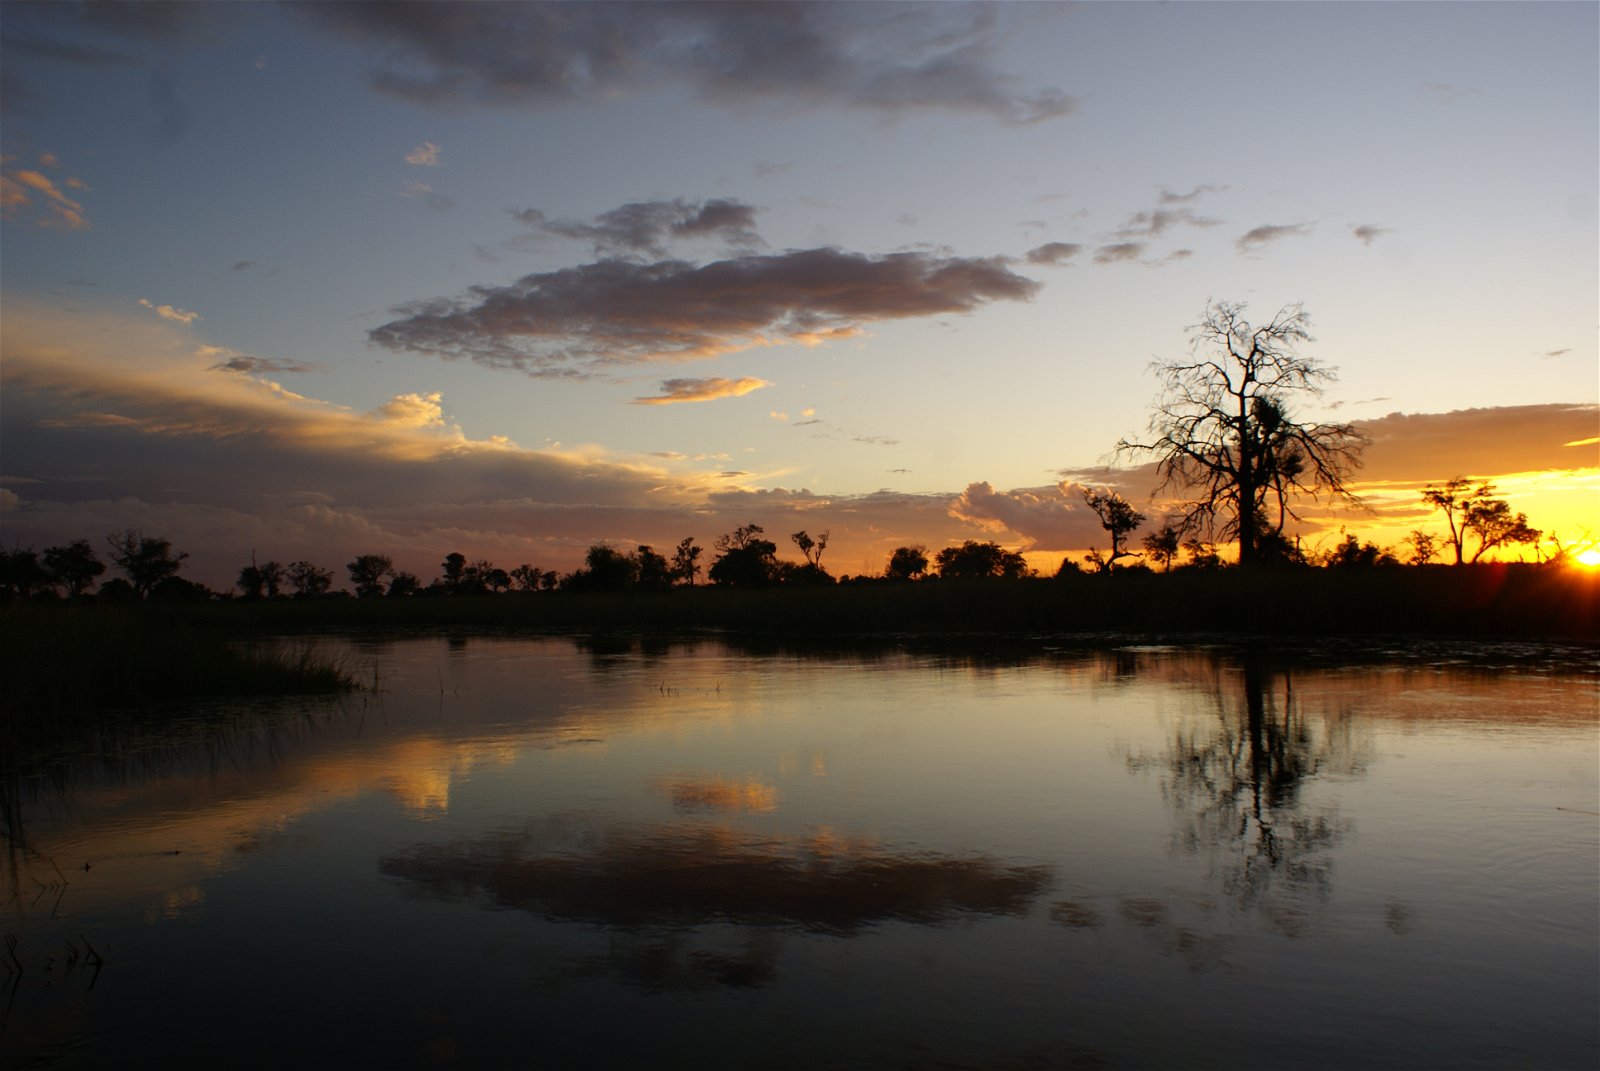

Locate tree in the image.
[884,545,929,581]
[1321,531,1395,568]
[934,540,1030,580]
[671,537,703,586]
[1081,488,1145,572]
[286,560,334,598]
[107,530,188,598]
[0,547,48,600]
[347,554,394,598]
[708,524,780,588]
[791,530,829,568]
[441,551,470,593]
[1463,495,1540,563]
[1422,478,1541,563]
[509,564,544,592]
[1400,530,1439,566]
[634,545,673,588]
[388,571,422,597]
[563,544,638,592]
[1141,524,1181,573]
[1117,302,1365,568]
[237,556,285,599]
[42,540,106,597]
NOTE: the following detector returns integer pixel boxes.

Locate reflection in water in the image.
[1131,656,1366,936]
[382,820,1051,934]
[662,776,780,814]
[2,637,1594,1069]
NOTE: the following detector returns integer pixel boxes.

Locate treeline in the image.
[0,474,1580,605]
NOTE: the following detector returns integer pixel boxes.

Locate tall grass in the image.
[0,604,355,720]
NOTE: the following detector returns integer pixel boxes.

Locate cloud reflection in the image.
[381,821,1051,934]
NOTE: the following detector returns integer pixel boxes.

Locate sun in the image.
[1576,548,1600,569]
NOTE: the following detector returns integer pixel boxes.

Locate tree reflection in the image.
[1132,655,1364,934]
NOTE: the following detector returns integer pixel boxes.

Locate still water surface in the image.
[3,636,1597,1069]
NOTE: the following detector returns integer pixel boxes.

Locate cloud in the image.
[1093,242,1144,265]
[398,179,454,210]
[1159,185,1221,204]
[1114,206,1219,239]
[230,260,254,272]
[371,246,1040,376]
[138,298,199,324]
[1351,405,1600,484]
[948,480,1109,552]
[405,141,441,165]
[1025,242,1081,266]
[1350,224,1390,246]
[513,198,763,257]
[299,1,1076,125]
[201,347,317,376]
[632,377,771,406]
[1235,223,1313,254]
[370,391,447,429]
[0,155,91,229]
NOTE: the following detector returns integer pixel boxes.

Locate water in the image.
[3,636,1596,1069]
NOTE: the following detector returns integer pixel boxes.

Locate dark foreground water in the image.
[3,636,1596,1069]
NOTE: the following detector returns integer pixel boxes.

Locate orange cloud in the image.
[0,156,91,229]
[632,377,770,405]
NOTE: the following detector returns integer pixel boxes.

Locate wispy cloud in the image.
[0,153,91,229]
[1093,242,1144,265]
[1350,224,1390,246]
[632,377,771,406]
[398,179,454,211]
[512,199,762,258]
[201,346,317,376]
[300,1,1076,125]
[1159,185,1222,205]
[405,141,441,166]
[1025,242,1081,266]
[1236,223,1313,254]
[138,298,199,324]
[371,243,1040,376]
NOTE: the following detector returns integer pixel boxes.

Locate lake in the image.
[3,635,1596,1069]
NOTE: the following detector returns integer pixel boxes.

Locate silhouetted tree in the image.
[1400,530,1439,566]
[1118,302,1365,568]
[1182,538,1222,569]
[564,544,638,592]
[671,537,703,586]
[1141,524,1181,573]
[1081,488,1145,572]
[1422,478,1542,563]
[934,540,1030,580]
[709,524,780,588]
[1322,532,1395,568]
[510,563,544,592]
[149,575,211,602]
[107,530,188,598]
[42,540,105,597]
[388,571,421,597]
[791,529,829,568]
[347,554,394,598]
[634,545,673,589]
[237,555,285,599]
[884,545,929,581]
[0,547,48,600]
[285,560,334,598]
[441,551,470,593]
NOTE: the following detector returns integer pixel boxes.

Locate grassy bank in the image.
[0,604,355,719]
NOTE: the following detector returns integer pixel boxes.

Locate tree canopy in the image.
[1118,301,1365,567]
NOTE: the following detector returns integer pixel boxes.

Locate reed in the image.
[0,604,355,721]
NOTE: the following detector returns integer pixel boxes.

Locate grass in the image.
[0,603,355,720]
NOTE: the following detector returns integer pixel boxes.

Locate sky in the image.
[2,0,1596,588]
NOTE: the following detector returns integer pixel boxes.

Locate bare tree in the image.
[1118,302,1365,568]
[107,530,188,598]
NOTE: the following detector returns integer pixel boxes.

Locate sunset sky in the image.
[2,1,1596,586]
